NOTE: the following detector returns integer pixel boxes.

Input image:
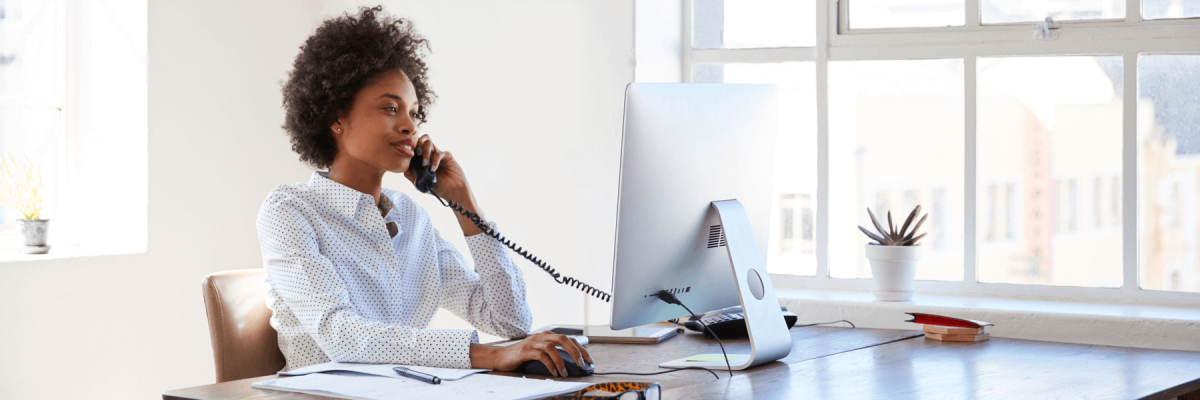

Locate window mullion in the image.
[837,0,849,35]
[61,0,82,248]
[813,80,829,280]
[965,55,978,285]
[1122,51,1139,292]
[1127,0,1142,23]
[682,0,694,82]
[816,0,833,280]
[965,0,981,28]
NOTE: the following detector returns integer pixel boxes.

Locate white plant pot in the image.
[18,219,50,254]
[865,244,921,301]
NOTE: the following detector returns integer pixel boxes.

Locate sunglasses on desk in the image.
[540,382,662,400]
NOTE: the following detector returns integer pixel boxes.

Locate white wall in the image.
[322,0,636,339]
[0,1,633,398]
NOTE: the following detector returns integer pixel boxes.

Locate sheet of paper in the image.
[254,372,591,400]
[280,361,488,381]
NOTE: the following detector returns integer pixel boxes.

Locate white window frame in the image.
[682,0,1200,307]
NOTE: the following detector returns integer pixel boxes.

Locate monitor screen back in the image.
[610,83,778,330]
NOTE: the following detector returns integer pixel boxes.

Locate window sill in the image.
[775,288,1200,352]
[0,245,145,264]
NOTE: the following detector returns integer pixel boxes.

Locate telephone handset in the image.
[410,152,438,194]
[409,152,611,302]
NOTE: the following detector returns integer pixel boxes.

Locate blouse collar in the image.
[309,171,373,219]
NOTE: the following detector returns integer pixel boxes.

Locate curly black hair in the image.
[282,6,435,169]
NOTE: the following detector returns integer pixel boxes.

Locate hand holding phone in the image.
[409,150,437,194]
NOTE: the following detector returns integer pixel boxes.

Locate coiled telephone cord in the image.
[430,190,612,302]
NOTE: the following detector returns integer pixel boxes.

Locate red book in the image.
[905,313,993,328]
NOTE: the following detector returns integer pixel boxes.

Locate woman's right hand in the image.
[470,331,593,377]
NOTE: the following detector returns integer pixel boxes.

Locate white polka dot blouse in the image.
[256,171,533,371]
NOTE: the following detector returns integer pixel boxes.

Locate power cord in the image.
[653,290,733,378]
[593,366,719,380]
[670,316,856,330]
[794,320,856,329]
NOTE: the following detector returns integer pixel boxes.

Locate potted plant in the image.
[858,205,927,301]
[0,155,48,254]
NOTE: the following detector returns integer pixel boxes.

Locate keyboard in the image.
[683,306,798,339]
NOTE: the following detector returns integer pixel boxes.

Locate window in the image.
[981,0,1125,24]
[828,58,964,281]
[682,0,1200,303]
[693,0,815,48]
[1139,54,1200,293]
[850,0,965,28]
[978,55,1122,286]
[1144,0,1200,20]
[0,0,147,255]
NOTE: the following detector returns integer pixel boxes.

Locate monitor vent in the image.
[707,225,726,248]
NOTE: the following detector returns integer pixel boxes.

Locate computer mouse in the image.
[518,348,595,377]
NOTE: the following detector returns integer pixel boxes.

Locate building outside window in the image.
[777,193,815,259]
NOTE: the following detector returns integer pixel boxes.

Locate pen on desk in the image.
[393,366,441,384]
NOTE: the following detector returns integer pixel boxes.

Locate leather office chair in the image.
[201,269,286,383]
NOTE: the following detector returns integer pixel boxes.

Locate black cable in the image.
[430,189,611,302]
[653,290,733,378]
[593,366,719,380]
[793,319,856,329]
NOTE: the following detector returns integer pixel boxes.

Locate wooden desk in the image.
[163,325,919,399]
[662,336,1200,399]
[164,326,1200,400]
[487,325,921,388]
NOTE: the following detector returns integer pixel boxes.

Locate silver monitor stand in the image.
[658,200,791,369]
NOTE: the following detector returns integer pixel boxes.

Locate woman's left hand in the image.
[404,134,468,197]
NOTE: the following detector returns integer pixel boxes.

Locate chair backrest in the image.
[201,269,286,383]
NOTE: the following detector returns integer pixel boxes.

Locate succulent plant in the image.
[859,205,928,246]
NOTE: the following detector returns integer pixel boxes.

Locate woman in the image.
[257,6,590,377]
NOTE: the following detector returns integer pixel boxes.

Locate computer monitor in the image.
[609,83,792,370]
